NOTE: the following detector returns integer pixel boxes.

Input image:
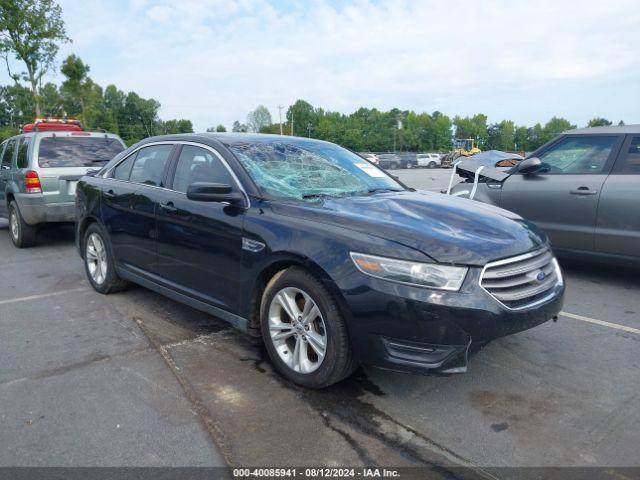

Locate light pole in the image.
[307,122,313,138]
[277,104,284,135]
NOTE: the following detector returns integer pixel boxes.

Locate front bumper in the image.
[14,193,75,225]
[340,267,564,374]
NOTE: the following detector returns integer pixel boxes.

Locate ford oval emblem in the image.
[536,271,546,282]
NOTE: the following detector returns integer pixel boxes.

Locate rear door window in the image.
[1,139,16,171]
[16,137,31,169]
[38,136,125,168]
[129,145,173,187]
[614,136,640,174]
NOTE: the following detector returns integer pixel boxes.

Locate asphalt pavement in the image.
[1,169,638,474]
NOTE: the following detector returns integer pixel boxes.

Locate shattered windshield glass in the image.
[228,140,404,201]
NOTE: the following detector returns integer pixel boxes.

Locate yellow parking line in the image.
[560,311,640,335]
[0,287,87,306]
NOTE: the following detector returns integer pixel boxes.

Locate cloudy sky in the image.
[4,0,640,131]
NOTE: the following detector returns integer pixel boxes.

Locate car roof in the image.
[136,132,331,148]
[566,125,640,135]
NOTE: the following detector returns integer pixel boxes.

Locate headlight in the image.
[350,252,468,291]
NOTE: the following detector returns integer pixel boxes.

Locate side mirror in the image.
[187,182,245,206]
[517,157,542,175]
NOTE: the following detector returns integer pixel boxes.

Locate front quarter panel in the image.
[75,177,103,255]
[450,182,502,206]
[238,199,430,309]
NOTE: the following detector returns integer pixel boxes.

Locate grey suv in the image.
[450,125,640,265]
[0,131,125,247]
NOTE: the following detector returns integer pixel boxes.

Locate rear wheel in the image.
[260,267,356,388]
[8,201,37,248]
[83,223,128,294]
[429,161,437,169]
[390,162,399,169]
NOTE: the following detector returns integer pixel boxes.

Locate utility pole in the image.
[277,104,284,135]
[307,122,312,138]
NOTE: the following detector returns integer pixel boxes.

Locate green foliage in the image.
[587,117,612,127]
[541,117,576,144]
[247,105,272,133]
[486,120,515,151]
[0,0,70,115]
[0,83,35,125]
[453,114,488,148]
[232,120,249,132]
[0,124,19,142]
[206,124,227,132]
[286,100,315,137]
[160,119,194,134]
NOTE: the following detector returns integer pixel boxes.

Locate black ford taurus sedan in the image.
[76,133,564,388]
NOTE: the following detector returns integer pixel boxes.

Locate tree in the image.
[232,120,248,132]
[0,0,71,116]
[161,119,193,134]
[587,117,612,127]
[206,124,226,132]
[453,114,488,149]
[514,126,528,152]
[486,120,515,151]
[60,54,90,118]
[0,83,34,126]
[40,82,63,116]
[286,100,315,137]
[541,117,575,144]
[246,105,272,133]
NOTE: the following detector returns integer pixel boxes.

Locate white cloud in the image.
[48,0,640,130]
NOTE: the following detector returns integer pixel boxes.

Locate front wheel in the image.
[260,267,356,388]
[429,161,437,169]
[83,223,129,294]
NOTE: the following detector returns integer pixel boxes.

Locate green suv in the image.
[0,130,125,247]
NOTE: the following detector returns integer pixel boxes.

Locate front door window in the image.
[538,136,618,174]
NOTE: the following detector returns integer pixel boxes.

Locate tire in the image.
[8,201,37,248]
[260,267,356,388]
[390,162,399,169]
[429,161,437,169]
[406,162,413,169]
[83,222,128,294]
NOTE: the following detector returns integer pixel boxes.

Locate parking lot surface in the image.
[1,169,638,474]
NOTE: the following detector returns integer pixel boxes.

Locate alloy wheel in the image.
[268,287,327,374]
[86,233,108,285]
[9,210,19,241]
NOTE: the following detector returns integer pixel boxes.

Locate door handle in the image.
[160,201,178,213]
[104,189,116,198]
[570,187,598,196]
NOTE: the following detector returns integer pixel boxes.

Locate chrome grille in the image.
[480,248,561,310]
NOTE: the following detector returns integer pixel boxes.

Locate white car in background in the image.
[359,153,380,165]
[416,153,442,168]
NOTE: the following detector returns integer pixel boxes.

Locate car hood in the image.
[272,191,547,266]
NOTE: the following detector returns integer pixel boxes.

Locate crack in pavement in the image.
[0,346,151,388]
[133,316,235,468]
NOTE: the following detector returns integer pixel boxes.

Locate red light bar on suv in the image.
[22,117,84,133]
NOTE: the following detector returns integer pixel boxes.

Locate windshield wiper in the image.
[366,188,403,194]
[301,193,336,200]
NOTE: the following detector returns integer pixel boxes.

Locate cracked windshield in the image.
[229,140,404,200]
